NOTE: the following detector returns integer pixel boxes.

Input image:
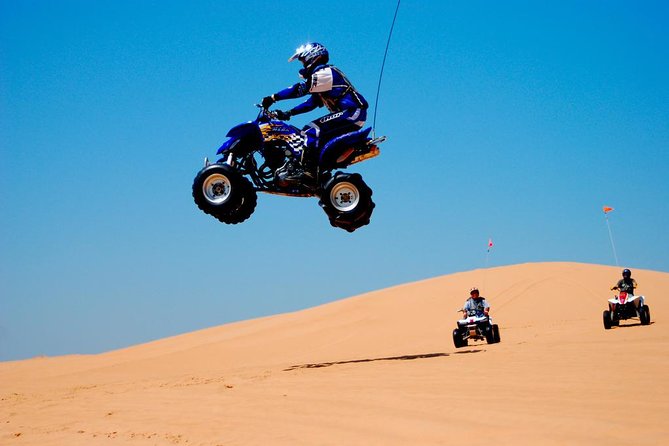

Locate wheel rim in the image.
[330,181,360,212]
[203,173,232,205]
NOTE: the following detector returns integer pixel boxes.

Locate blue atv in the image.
[192,107,385,232]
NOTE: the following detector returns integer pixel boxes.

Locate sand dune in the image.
[1,262,668,445]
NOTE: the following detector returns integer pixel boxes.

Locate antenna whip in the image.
[372,0,401,138]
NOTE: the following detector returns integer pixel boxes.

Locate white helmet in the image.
[288,42,329,72]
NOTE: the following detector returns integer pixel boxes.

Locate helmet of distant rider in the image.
[288,42,329,77]
[469,287,480,296]
[622,268,631,278]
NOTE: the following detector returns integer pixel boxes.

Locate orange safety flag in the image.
[603,206,614,213]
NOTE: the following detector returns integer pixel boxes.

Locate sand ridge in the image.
[1,262,668,445]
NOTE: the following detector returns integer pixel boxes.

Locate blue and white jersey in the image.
[308,65,368,112]
[274,64,368,115]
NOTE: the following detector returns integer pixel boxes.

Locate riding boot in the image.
[277,157,313,184]
[280,136,318,183]
[301,146,318,177]
[281,148,315,183]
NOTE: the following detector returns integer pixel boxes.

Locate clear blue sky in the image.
[1,1,667,361]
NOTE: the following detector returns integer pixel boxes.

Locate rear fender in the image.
[319,127,372,168]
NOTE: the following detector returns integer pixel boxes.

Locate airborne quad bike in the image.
[192,106,386,232]
[603,291,651,329]
[452,314,501,348]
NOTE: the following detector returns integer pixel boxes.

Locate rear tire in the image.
[318,172,375,232]
[603,310,612,330]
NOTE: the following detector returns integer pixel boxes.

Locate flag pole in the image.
[483,238,493,291]
[603,207,619,266]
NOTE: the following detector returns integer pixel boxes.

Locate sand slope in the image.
[2,262,668,445]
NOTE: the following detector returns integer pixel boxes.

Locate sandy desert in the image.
[1,261,668,445]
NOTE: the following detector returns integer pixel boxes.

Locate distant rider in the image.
[611,268,637,295]
[461,287,491,318]
[261,42,369,182]
[610,268,644,309]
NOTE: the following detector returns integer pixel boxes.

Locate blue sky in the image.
[1,1,668,361]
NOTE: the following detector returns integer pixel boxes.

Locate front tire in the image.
[318,172,375,232]
[485,325,496,344]
[492,324,501,343]
[216,177,257,224]
[192,163,256,224]
[640,305,651,325]
[603,310,612,330]
[452,328,466,348]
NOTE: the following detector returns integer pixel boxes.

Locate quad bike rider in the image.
[611,268,638,297]
[261,42,369,183]
[461,287,491,319]
[191,43,385,232]
[604,268,651,329]
[453,287,501,348]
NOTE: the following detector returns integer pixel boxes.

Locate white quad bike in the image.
[453,313,501,348]
[603,291,651,329]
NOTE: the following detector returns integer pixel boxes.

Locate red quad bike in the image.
[603,291,651,329]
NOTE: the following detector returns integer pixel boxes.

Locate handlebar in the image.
[253,104,277,121]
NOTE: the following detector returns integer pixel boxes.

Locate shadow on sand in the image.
[284,349,484,371]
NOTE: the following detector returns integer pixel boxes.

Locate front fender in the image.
[217,122,263,155]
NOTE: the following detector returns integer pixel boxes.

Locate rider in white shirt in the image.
[461,287,490,318]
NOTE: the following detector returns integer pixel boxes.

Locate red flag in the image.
[603,206,614,214]
[487,238,494,252]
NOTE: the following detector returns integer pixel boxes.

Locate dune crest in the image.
[2,262,668,445]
